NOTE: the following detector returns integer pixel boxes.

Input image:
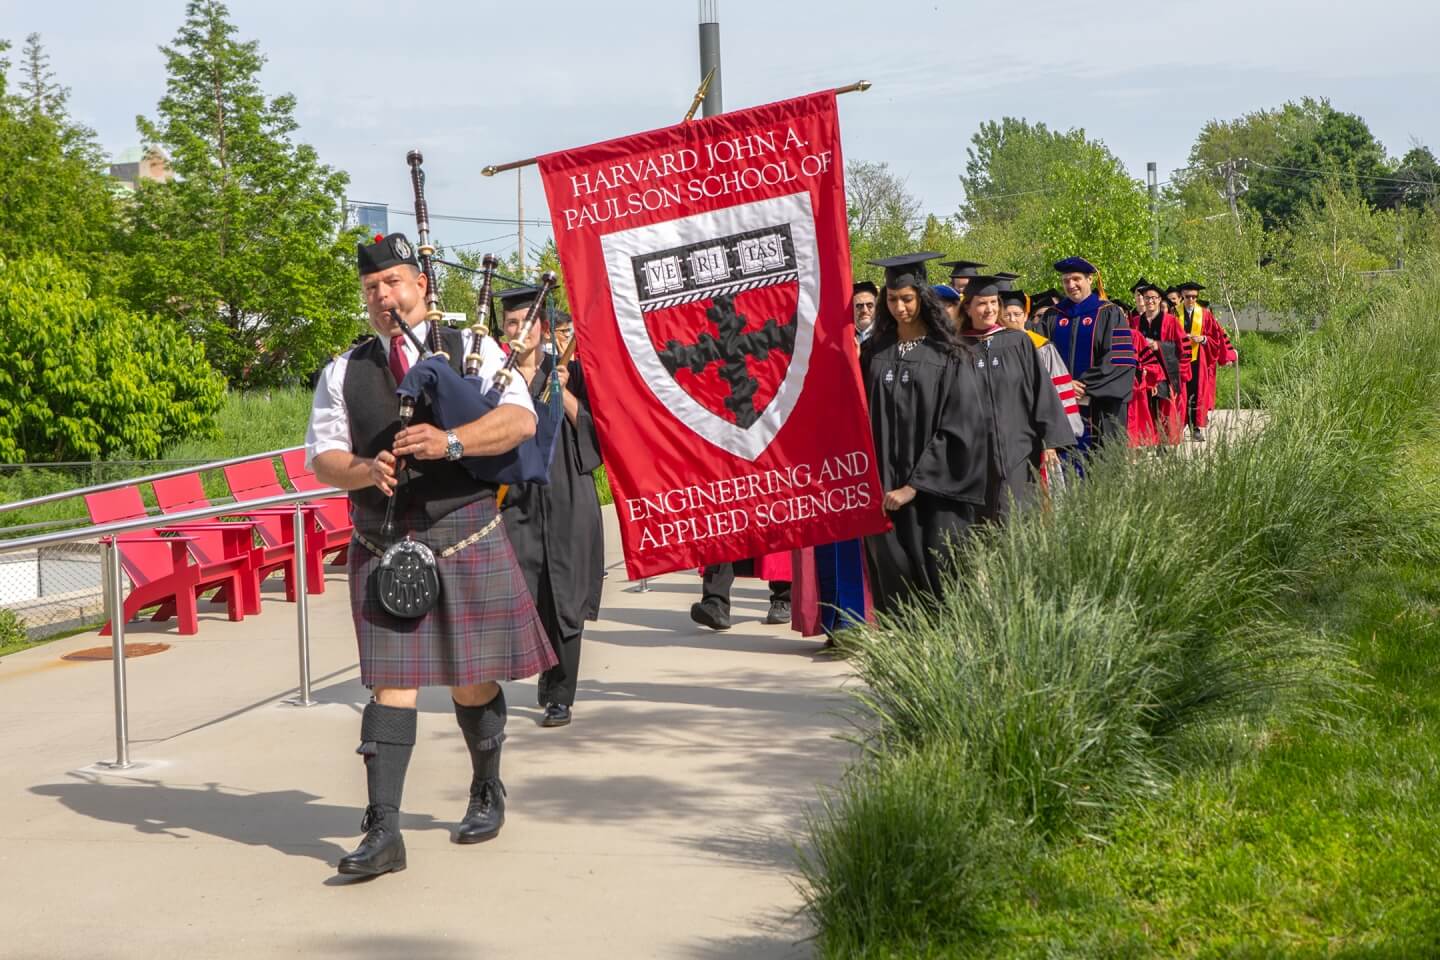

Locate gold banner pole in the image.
[480,80,872,178]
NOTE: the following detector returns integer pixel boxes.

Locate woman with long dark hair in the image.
[859,253,988,614]
[958,276,1075,519]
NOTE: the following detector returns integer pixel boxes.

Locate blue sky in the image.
[5,0,1437,259]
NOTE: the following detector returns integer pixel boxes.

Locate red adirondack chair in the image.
[84,487,253,635]
[279,448,351,568]
[222,457,329,594]
[152,472,304,606]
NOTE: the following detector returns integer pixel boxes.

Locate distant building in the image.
[345,200,390,237]
[108,147,172,192]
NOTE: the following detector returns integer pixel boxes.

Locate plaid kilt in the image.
[349,495,556,688]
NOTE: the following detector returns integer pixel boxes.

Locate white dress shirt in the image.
[304,322,535,469]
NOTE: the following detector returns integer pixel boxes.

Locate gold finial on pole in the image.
[683,67,718,123]
[481,80,873,177]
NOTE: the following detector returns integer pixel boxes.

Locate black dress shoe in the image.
[455,777,506,844]
[541,703,572,727]
[764,600,791,625]
[337,805,406,876]
[690,601,731,631]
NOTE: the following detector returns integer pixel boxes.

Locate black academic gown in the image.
[502,355,605,706]
[962,327,1077,520]
[860,334,988,615]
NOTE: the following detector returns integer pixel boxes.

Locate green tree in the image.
[0,33,119,282]
[0,255,226,462]
[1025,154,1179,299]
[18,32,64,118]
[960,118,1119,226]
[1174,98,1330,206]
[846,160,924,285]
[125,0,364,388]
[1273,178,1398,320]
[1246,107,1392,227]
[1389,145,1440,210]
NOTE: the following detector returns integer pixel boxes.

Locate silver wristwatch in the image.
[444,430,463,461]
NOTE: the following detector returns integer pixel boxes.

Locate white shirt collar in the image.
[383,320,429,357]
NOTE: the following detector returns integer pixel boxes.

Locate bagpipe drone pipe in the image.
[389,274,564,487]
[396,149,563,487]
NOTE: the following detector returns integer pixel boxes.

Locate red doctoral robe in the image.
[1130,311,1191,445]
[1178,307,1238,428]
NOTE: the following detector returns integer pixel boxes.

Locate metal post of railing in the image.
[99,537,133,769]
[285,503,315,707]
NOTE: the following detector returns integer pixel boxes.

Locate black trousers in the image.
[701,561,791,616]
[1086,396,1129,451]
[534,566,582,707]
[1185,357,1202,428]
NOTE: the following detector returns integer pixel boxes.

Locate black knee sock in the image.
[357,702,416,815]
[454,689,506,782]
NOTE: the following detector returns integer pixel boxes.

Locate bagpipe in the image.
[392,150,567,489]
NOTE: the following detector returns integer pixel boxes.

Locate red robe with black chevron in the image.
[1128,311,1191,445]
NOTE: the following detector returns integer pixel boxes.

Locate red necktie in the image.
[388,334,410,384]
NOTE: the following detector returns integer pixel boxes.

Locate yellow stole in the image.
[1180,308,1203,361]
[1025,330,1049,350]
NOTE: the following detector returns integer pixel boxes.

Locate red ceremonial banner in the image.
[537,91,888,578]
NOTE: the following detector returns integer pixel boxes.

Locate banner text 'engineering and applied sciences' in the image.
[624,451,875,552]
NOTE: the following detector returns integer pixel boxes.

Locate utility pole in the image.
[698,0,722,118]
[517,170,525,277]
[1222,160,1242,237]
[1147,161,1159,257]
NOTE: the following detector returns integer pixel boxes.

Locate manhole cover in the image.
[63,643,171,661]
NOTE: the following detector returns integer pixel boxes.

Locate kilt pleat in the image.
[349,496,556,688]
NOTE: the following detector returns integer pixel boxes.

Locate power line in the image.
[390,208,552,227]
[447,231,519,250]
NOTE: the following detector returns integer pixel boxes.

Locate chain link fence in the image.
[0,460,212,640]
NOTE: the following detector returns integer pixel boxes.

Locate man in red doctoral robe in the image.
[1132,281,1191,446]
[1176,282,1238,441]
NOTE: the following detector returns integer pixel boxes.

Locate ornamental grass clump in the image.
[799,268,1440,956]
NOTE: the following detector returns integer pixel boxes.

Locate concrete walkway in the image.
[0,507,850,959]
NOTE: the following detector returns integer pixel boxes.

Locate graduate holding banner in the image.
[533,91,890,579]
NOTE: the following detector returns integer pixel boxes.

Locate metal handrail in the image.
[0,485,342,769]
[0,445,306,516]
[0,486,339,554]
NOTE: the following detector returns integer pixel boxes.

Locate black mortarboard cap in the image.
[999,289,1028,306]
[357,232,420,276]
[1178,281,1206,292]
[959,275,1004,298]
[1130,276,1152,293]
[939,259,987,279]
[494,285,544,311]
[994,271,1021,292]
[1031,289,1061,309]
[868,252,944,289]
[852,280,879,298]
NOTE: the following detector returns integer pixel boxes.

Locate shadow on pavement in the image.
[30,772,446,866]
[299,934,484,958]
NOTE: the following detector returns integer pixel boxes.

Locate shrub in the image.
[0,608,27,649]
[0,254,226,463]
[800,260,1440,955]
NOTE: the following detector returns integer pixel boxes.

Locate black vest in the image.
[343,326,495,538]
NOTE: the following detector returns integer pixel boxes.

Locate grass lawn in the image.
[980,558,1440,957]
[1213,330,1302,410]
